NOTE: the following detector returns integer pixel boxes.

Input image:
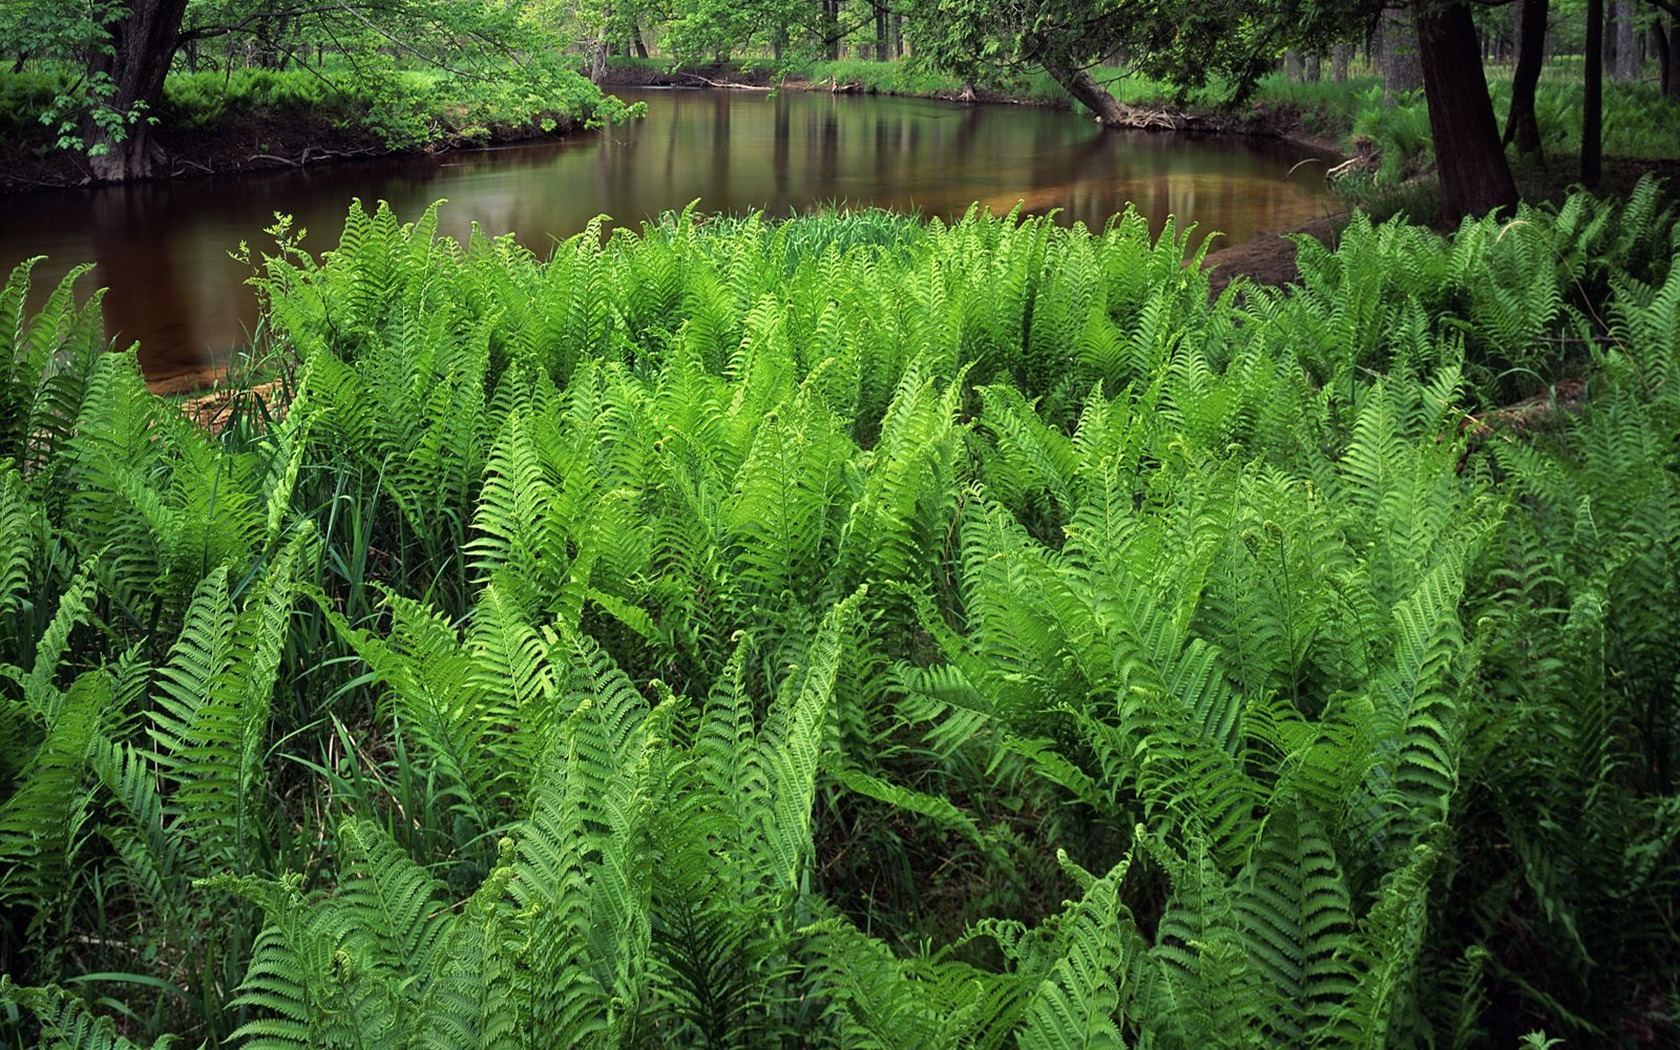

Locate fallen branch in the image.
[675,71,773,91]
[1461,377,1590,443]
[1326,155,1370,180]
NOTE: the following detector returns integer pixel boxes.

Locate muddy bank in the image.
[1199,213,1346,298]
[0,110,580,196]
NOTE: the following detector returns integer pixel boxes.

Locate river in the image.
[0,87,1333,392]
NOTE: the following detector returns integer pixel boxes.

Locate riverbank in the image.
[599,61,1350,159]
[0,58,1359,197]
[0,112,584,195]
[0,62,611,195]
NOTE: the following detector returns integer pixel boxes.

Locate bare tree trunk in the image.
[1658,18,1680,96]
[1611,1,1638,82]
[1382,6,1424,103]
[1504,0,1547,158]
[589,36,608,83]
[84,0,191,182]
[1332,42,1353,82]
[1584,0,1604,188]
[1413,0,1519,220]
[1671,19,1680,96]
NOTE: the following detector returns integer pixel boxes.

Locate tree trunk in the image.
[823,0,840,61]
[1040,56,1128,126]
[1382,7,1424,103]
[84,0,191,182]
[1412,0,1519,220]
[1613,1,1638,82]
[589,35,608,83]
[1658,18,1680,96]
[633,22,649,60]
[1671,19,1680,96]
[1584,0,1604,188]
[875,3,888,62]
[1504,0,1547,159]
[1332,42,1353,82]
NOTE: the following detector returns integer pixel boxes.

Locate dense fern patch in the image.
[2,186,1677,1046]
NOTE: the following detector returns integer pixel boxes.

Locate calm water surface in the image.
[0,88,1332,391]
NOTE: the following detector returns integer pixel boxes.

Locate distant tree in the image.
[1379,4,1423,101]
[1504,0,1548,158]
[1586,0,1605,186]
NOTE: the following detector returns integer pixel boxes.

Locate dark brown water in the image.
[0,88,1332,392]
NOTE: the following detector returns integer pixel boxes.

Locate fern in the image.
[147,533,305,873]
[0,976,175,1049]
[1015,850,1134,1050]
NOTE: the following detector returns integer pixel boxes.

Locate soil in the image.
[1199,212,1346,298]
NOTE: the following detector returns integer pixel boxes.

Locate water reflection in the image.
[0,88,1331,391]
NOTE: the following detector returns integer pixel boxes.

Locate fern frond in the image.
[1016,850,1137,1050]
[0,976,174,1049]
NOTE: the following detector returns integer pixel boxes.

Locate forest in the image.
[2,1,1680,1048]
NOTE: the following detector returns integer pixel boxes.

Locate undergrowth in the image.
[1,182,1677,1047]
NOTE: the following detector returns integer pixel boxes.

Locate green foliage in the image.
[1351,86,1433,184]
[3,187,1679,1046]
[1261,177,1677,399]
[1488,74,1680,162]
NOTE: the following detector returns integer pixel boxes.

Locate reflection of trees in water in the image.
[709,91,732,200]
[774,95,790,197]
[89,184,198,386]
